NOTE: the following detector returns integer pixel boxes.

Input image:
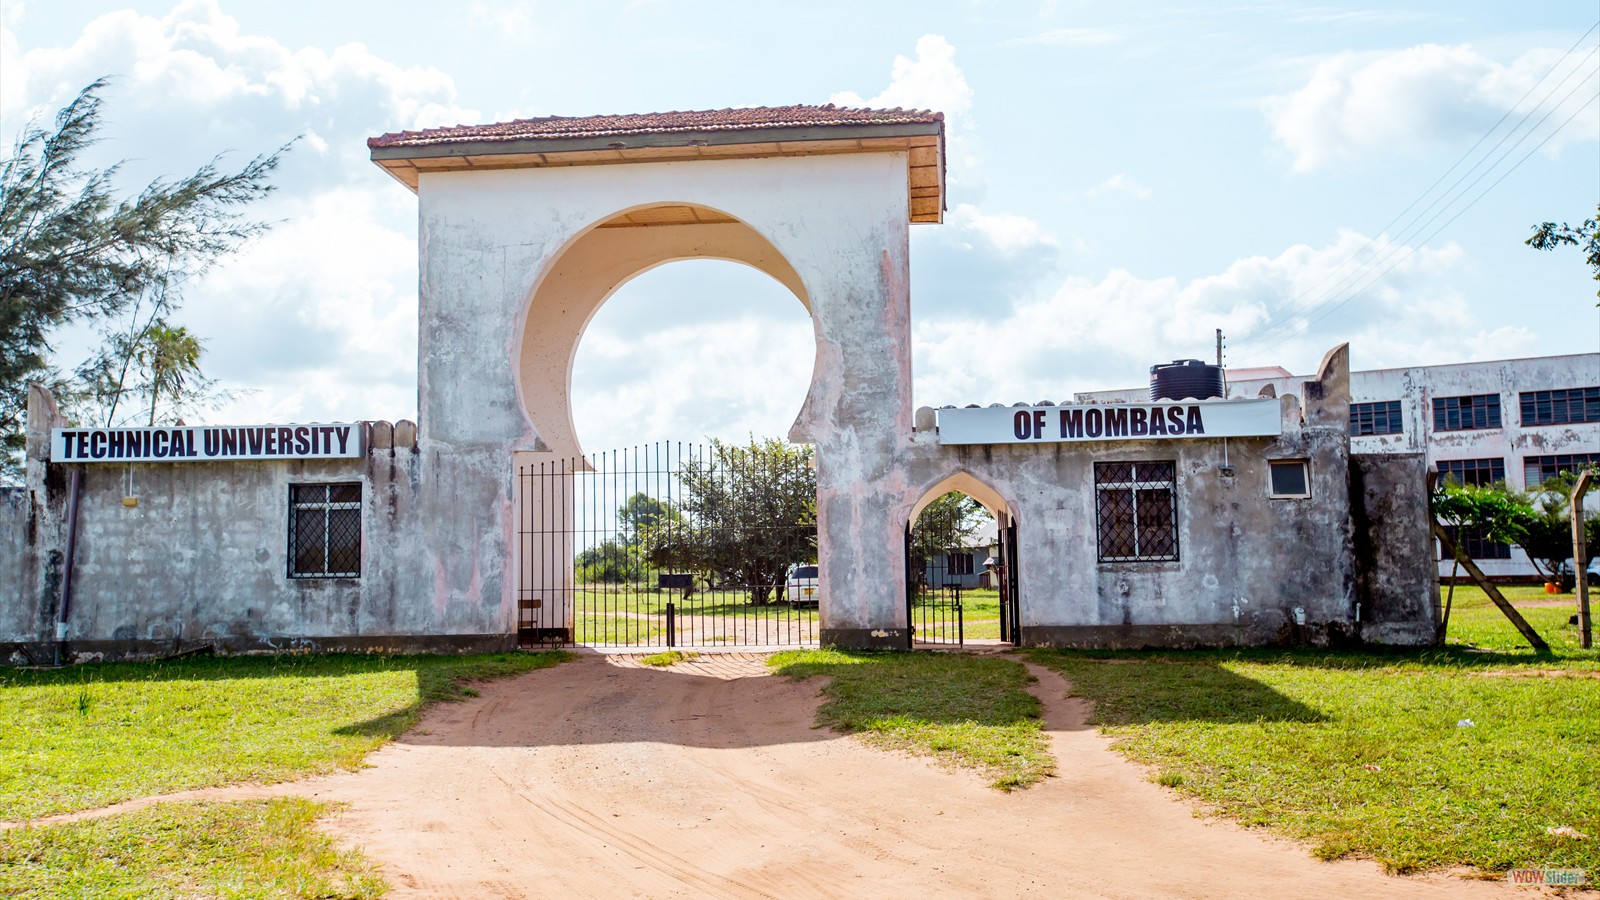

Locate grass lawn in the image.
[1030,642,1600,875]
[0,798,384,899]
[1443,583,1594,653]
[769,649,1052,789]
[573,587,819,645]
[0,651,570,821]
[910,587,1002,641]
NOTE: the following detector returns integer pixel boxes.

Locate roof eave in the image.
[369,120,942,160]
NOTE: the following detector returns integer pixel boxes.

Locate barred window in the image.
[1095,461,1178,562]
[1349,400,1403,436]
[946,552,974,576]
[1523,453,1600,489]
[289,483,362,578]
[1520,387,1600,426]
[1437,458,1506,488]
[1439,525,1511,561]
[1432,394,1501,431]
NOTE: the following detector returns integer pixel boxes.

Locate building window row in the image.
[1521,386,1600,426]
[1432,394,1502,432]
[1349,400,1403,436]
[1438,525,1513,562]
[1524,453,1600,489]
[1436,458,1506,487]
[1351,385,1599,435]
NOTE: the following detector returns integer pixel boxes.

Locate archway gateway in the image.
[368,105,945,648]
[905,476,1019,648]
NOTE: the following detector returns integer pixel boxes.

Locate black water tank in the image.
[1150,359,1224,401]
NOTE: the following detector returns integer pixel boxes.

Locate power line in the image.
[1249,87,1600,358]
[1237,23,1600,355]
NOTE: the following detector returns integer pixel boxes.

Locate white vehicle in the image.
[786,564,819,608]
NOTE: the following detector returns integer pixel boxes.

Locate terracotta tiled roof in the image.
[368,104,943,149]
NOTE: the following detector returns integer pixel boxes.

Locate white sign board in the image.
[936,399,1281,446]
[51,424,364,463]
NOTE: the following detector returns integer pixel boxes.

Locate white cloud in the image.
[1087,173,1151,200]
[1,0,477,133]
[830,34,973,120]
[1266,42,1600,172]
[911,203,1061,316]
[911,231,1531,407]
[570,263,813,452]
[0,0,482,426]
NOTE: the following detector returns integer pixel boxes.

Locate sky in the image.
[3,1,1598,455]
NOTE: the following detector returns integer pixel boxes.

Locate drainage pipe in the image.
[54,466,83,666]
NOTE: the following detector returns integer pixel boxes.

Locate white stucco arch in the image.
[514,202,819,459]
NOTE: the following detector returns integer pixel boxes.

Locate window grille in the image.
[1349,400,1403,436]
[1437,458,1505,488]
[1522,453,1600,489]
[1431,394,1501,431]
[1095,461,1178,562]
[1519,386,1600,426]
[289,483,362,578]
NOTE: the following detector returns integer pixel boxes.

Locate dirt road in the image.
[239,651,1519,899]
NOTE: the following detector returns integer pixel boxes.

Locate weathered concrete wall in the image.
[1350,453,1439,645]
[0,487,35,651]
[2,405,511,662]
[897,344,1423,648]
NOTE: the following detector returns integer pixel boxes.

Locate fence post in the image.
[1573,470,1593,650]
[666,601,676,648]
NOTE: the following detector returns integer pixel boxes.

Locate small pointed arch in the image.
[910,470,1014,524]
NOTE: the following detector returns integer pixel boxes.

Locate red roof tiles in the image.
[368,104,943,149]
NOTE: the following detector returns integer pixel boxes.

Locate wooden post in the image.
[1572,470,1593,650]
[1431,520,1550,653]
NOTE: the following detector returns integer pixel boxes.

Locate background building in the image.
[1080,352,1600,579]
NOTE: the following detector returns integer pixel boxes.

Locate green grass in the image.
[0,798,385,899]
[1443,583,1595,653]
[0,651,571,821]
[1030,647,1600,875]
[910,587,1002,641]
[769,649,1052,789]
[639,650,698,667]
[573,587,819,645]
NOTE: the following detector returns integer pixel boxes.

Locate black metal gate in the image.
[908,518,966,643]
[517,442,821,649]
[905,521,1017,647]
[998,521,1020,644]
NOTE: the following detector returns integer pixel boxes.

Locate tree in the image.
[0,78,288,478]
[909,491,987,577]
[1432,480,1537,633]
[1521,472,1600,582]
[617,492,678,548]
[1526,203,1600,304]
[575,539,646,584]
[641,437,816,604]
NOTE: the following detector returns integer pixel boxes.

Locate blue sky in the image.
[3,1,1597,453]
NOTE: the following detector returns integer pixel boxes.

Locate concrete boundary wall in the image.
[1,386,514,663]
